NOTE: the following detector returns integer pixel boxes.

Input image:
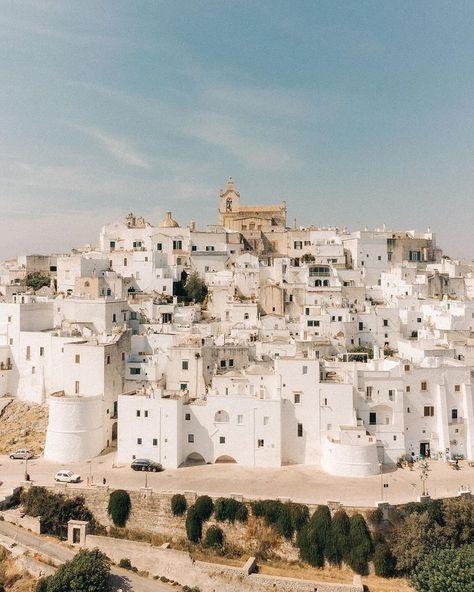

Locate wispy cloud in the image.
[75,126,152,169]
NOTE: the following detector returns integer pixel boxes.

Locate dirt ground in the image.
[0,547,37,592]
[0,399,48,456]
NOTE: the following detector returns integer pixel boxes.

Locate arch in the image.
[184,452,206,466]
[323,280,329,287]
[111,422,118,441]
[214,410,230,423]
[315,279,322,287]
[215,455,237,464]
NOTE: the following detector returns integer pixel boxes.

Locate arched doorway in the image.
[215,455,237,464]
[111,422,118,441]
[181,452,206,467]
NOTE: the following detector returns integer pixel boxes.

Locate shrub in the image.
[252,500,283,525]
[35,580,48,592]
[21,486,95,538]
[309,505,332,552]
[171,494,187,516]
[185,506,202,542]
[346,514,373,575]
[367,508,383,525]
[410,544,474,592]
[107,490,131,528]
[38,548,111,592]
[276,503,294,540]
[118,558,132,569]
[203,525,224,549]
[296,524,324,567]
[215,498,248,523]
[374,541,397,577]
[326,509,350,566]
[288,503,309,533]
[194,495,214,521]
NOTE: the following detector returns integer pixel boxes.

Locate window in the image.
[153,438,158,446]
[220,360,226,368]
[383,319,388,327]
[406,385,411,392]
[185,413,191,420]
[237,414,243,425]
[137,438,142,445]
[263,416,269,426]
[388,389,394,401]
[156,243,162,251]
[229,359,234,367]
[417,317,422,323]
[404,365,410,371]
[180,383,188,391]
[407,407,410,413]
[452,408,458,420]
[75,354,80,364]
[39,347,44,356]
[75,381,80,394]
[182,360,189,370]
[305,307,310,315]
[32,366,35,374]
[294,393,301,404]
[188,434,194,443]
[173,240,182,250]
[424,406,434,417]
[324,397,328,406]
[257,439,264,447]
[106,355,111,365]
[421,381,427,391]
[123,258,128,267]
[366,386,373,401]
[136,410,141,417]
[7,316,11,323]
[297,423,303,437]
[219,436,225,444]
[121,352,125,361]
[393,435,397,441]
[302,365,308,375]
[206,245,215,252]
[144,410,149,418]
[455,384,461,392]
[26,346,30,361]
[358,322,363,331]
[130,368,140,375]
[369,412,376,425]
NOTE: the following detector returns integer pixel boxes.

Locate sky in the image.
[0,1,473,259]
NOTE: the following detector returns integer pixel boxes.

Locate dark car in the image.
[130,458,163,472]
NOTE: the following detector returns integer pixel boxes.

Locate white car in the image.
[9,448,34,460]
[54,470,81,483]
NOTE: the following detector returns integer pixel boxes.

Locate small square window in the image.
[185,413,191,421]
[75,354,80,364]
[294,393,301,404]
[39,347,44,356]
[220,360,226,368]
[144,410,149,418]
[393,435,397,441]
[257,439,264,447]
[188,434,194,443]
[152,438,158,446]
[136,410,141,417]
[182,360,189,370]
[404,364,410,372]
[297,423,303,437]
[137,438,142,445]
[263,416,269,426]
[455,384,461,392]
[237,414,243,424]
[406,385,411,392]
[219,436,225,444]
[421,381,427,391]
[302,365,308,375]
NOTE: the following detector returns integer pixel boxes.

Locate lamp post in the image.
[379,462,383,501]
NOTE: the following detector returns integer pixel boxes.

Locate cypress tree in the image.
[347,513,373,575]
[310,505,332,555]
[326,509,350,566]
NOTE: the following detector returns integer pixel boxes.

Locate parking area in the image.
[1,452,473,507]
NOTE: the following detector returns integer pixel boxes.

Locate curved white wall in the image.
[321,437,380,477]
[44,395,104,462]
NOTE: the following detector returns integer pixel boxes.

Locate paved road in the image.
[0,520,174,592]
[1,451,473,506]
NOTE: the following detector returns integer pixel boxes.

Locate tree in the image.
[441,497,474,547]
[374,540,397,577]
[301,253,315,263]
[346,513,373,575]
[194,495,214,521]
[171,494,187,516]
[107,490,131,528]
[185,506,202,542]
[40,548,111,592]
[325,509,350,566]
[410,544,474,592]
[25,272,50,291]
[184,272,208,303]
[203,525,224,549]
[215,498,248,523]
[276,503,294,540]
[310,505,332,552]
[288,503,309,533]
[296,524,324,567]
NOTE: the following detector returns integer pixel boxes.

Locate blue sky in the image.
[0,1,473,258]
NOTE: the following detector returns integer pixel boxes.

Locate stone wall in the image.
[86,534,363,592]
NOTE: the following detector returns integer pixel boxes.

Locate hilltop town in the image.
[1,178,473,480]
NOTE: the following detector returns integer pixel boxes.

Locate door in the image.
[369,412,377,425]
[420,442,430,458]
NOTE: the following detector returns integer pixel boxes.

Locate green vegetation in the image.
[325,509,350,566]
[373,538,397,577]
[184,272,208,303]
[107,490,131,528]
[21,486,95,538]
[410,544,474,592]
[25,272,51,291]
[194,495,214,521]
[37,548,111,592]
[203,525,224,549]
[185,506,203,542]
[296,505,332,568]
[171,493,187,516]
[214,498,248,523]
[346,513,373,575]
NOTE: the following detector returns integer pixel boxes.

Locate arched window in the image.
[323,280,329,287]
[214,410,230,423]
[315,279,322,287]
[244,313,249,320]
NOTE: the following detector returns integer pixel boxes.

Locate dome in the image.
[160,211,179,228]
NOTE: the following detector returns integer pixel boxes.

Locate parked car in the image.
[130,459,163,472]
[9,449,34,460]
[54,470,81,483]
